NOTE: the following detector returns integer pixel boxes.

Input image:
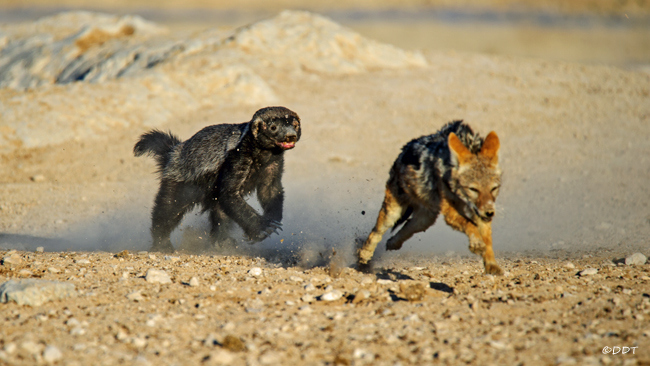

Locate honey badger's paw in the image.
[484,262,503,276]
[246,220,282,244]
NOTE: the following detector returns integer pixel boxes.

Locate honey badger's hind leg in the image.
[150,179,200,253]
[385,206,438,251]
[207,203,237,249]
[357,187,406,266]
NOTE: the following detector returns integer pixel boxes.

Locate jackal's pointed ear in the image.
[480,131,500,165]
[448,133,472,166]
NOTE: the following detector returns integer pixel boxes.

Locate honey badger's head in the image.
[251,106,301,150]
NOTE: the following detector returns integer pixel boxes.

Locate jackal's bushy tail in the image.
[133,130,181,170]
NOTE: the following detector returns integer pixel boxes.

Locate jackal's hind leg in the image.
[358,188,405,265]
[386,207,438,251]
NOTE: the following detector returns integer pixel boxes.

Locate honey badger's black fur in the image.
[134,106,301,252]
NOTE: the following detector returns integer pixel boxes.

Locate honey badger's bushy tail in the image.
[134,130,181,171]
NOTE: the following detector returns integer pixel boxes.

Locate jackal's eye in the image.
[466,186,479,197]
[270,124,278,132]
[491,185,500,195]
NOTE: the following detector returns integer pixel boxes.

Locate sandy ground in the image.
[1,5,650,366]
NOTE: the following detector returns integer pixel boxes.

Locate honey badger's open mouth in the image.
[277,141,295,149]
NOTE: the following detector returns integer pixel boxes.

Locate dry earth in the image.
[1,8,650,366]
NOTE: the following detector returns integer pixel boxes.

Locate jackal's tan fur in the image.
[357,121,503,275]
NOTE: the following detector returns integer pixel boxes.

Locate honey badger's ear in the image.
[480,131,500,166]
[251,116,266,138]
[448,132,472,166]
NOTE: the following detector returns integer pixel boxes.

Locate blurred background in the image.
[2,0,650,69]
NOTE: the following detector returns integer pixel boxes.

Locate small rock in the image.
[298,305,313,314]
[188,277,200,287]
[320,290,343,301]
[0,279,76,306]
[30,174,46,182]
[126,291,145,302]
[222,335,246,352]
[260,351,281,365]
[399,281,425,301]
[376,279,393,285]
[564,262,575,269]
[2,254,22,266]
[289,276,303,282]
[625,253,647,266]
[115,250,130,258]
[304,283,316,291]
[209,349,235,365]
[403,314,420,322]
[21,341,42,355]
[145,269,172,284]
[301,294,315,303]
[47,267,60,273]
[164,256,180,262]
[4,343,16,354]
[35,247,44,253]
[132,337,147,348]
[74,259,90,265]
[352,289,370,303]
[248,267,262,277]
[579,268,598,276]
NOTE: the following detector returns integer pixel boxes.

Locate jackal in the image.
[357,121,503,275]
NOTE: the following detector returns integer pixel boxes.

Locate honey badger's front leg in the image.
[216,155,282,243]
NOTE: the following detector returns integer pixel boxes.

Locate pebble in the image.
[164,256,180,262]
[248,267,263,277]
[222,335,246,352]
[579,268,598,276]
[35,247,44,253]
[188,277,200,287]
[126,291,145,302]
[320,290,343,301]
[145,269,172,284]
[301,294,315,302]
[2,254,22,266]
[298,305,313,314]
[21,341,42,355]
[304,283,316,292]
[43,345,62,363]
[564,262,575,269]
[289,276,303,282]
[209,349,235,365]
[260,351,282,365]
[74,259,90,265]
[30,174,46,182]
[0,279,76,306]
[625,252,647,266]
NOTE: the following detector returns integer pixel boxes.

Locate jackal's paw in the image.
[469,240,486,255]
[484,262,504,276]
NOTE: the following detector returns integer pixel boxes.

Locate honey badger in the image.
[134,106,301,252]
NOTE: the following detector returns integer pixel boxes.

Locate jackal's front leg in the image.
[358,188,405,265]
[472,221,502,275]
[442,201,503,275]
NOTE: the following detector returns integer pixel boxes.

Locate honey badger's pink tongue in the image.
[279,142,295,149]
